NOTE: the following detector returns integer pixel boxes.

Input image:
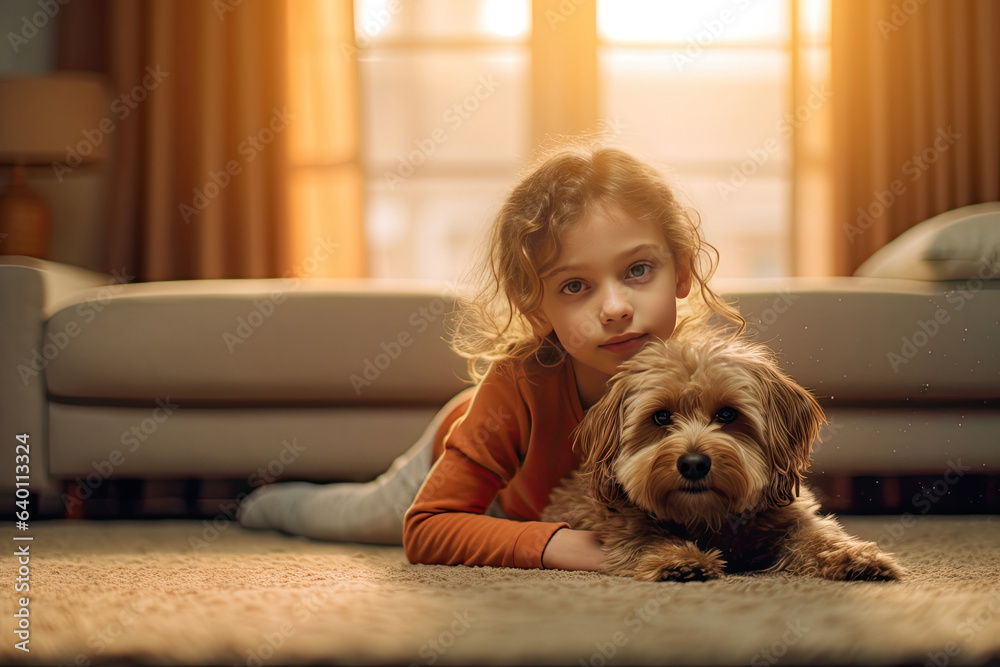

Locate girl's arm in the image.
[541,527,605,571]
[403,358,603,570]
[404,361,586,569]
[404,445,569,568]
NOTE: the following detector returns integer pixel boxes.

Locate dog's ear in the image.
[752,358,827,507]
[572,370,634,510]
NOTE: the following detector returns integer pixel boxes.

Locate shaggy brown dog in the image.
[542,328,905,582]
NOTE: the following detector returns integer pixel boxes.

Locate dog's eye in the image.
[714,407,739,425]
[651,409,673,427]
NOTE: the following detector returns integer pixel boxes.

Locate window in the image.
[354,0,830,282]
[354,0,530,282]
[598,0,831,278]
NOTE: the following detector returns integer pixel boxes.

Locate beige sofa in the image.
[1,260,469,506]
[2,204,998,514]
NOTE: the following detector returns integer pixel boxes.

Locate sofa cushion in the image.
[43,278,471,404]
[47,402,441,482]
[45,402,1000,480]
[719,276,1000,401]
[854,202,1000,281]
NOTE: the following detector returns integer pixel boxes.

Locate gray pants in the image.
[238,388,503,544]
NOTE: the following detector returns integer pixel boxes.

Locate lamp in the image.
[0,74,109,259]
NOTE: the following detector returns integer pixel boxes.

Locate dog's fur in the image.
[542,326,905,582]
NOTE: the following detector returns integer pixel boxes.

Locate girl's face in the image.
[535,205,691,409]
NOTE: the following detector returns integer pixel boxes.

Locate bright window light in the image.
[479,0,530,38]
[355,0,394,39]
[800,0,830,39]
[598,0,787,43]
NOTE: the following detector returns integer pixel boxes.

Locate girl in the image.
[238,145,744,572]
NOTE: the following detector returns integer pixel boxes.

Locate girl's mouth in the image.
[600,333,648,354]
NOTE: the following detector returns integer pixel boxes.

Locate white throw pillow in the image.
[854,202,1000,281]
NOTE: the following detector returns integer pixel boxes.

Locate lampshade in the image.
[0,73,110,165]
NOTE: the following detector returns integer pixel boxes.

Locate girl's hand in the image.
[541,528,605,571]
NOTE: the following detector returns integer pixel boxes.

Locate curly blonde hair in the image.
[450,145,744,381]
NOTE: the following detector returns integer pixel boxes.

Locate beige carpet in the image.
[2,516,999,666]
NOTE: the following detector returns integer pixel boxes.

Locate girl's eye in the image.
[651,409,673,427]
[561,280,584,295]
[714,407,739,425]
[627,263,651,279]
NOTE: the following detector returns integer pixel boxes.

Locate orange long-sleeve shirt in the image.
[403,356,585,569]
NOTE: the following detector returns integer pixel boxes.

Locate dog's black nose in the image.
[677,453,712,480]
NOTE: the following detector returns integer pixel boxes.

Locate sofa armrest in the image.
[0,256,113,494]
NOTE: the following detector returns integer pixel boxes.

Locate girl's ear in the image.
[675,266,692,299]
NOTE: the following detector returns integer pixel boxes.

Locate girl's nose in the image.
[600,286,633,322]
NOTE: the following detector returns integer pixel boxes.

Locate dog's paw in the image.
[633,542,726,582]
[816,541,906,581]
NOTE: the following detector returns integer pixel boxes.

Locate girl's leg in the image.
[237,389,473,545]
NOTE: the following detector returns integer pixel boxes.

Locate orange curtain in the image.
[285,0,367,278]
[58,0,364,280]
[831,0,1000,275]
